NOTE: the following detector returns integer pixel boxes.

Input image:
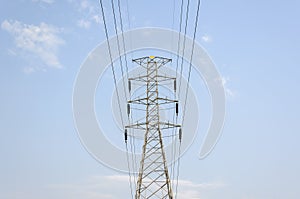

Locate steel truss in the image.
[125,56,180,199]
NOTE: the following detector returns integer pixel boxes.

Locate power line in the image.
[110,0,128,101]
[126,142,135,199]
[174,0,202,197]
[98,0,124,127]
[117,0,129,77]
[172,0,185,191]
[173,0,192,195]
[175,142,182,199]
[178,0,191,97]
[116,0,139,188]
[170,0,177,189]
[182,0,202,126]
[175,0,185,82]
[98,0,134,198]
[111,0,137,191]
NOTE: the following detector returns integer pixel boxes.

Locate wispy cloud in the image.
[47,175,224,199]
[177,179,224,189]
[71,0,103,29]
[221,76,236,98]
[80,0,93,12]
[47,175,128,199]
[77,19,91,29]
[92,14,102,24]
[176,179,225,198]
[215,76,236,98]
[1,20,65,73]
[201,34,213,43]
[32,0,55,4]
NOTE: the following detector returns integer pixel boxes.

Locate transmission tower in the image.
[125,56,181,199]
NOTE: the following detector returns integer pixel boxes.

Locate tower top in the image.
[132,56,172,69]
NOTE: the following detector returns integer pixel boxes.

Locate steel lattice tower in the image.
[125,56,181,199]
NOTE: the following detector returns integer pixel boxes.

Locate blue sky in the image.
[1,0,300,198]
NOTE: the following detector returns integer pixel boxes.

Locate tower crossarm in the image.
[129,75,176,83]
[128,98,178,105]
[125,122,180,130]
[132,56,171,69]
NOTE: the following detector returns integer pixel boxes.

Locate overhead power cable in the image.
[175,0,202,198]
[177,0,191,97]
[175,0,185,82]
[98,0,124,127]
[117,0,129,77]
[116,0,138,187]
[172,0,185,191]
[110,0,128,101]
[174,0,192,196]
[182,0,202,125]
[98,0,134,198]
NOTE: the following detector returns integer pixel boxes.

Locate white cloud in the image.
[47,175,224,199]
[103,175,130,182]
[92,15,102,24]
[1,20,65,72]
[222,77,235,98]
[23,66,36,74]
[80,0,90,10]
[77,19,91,29]
[176,179,225,198]
[32,0,55,4]
[201,34,213,43]
[7,48,17,56]
[77,0,96,14]
[71,0,103,29]
[215,76,236,98]
[1,175,226,199]
[176,189,201,199]
[47,175,129,199]
[177,179,224,189]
